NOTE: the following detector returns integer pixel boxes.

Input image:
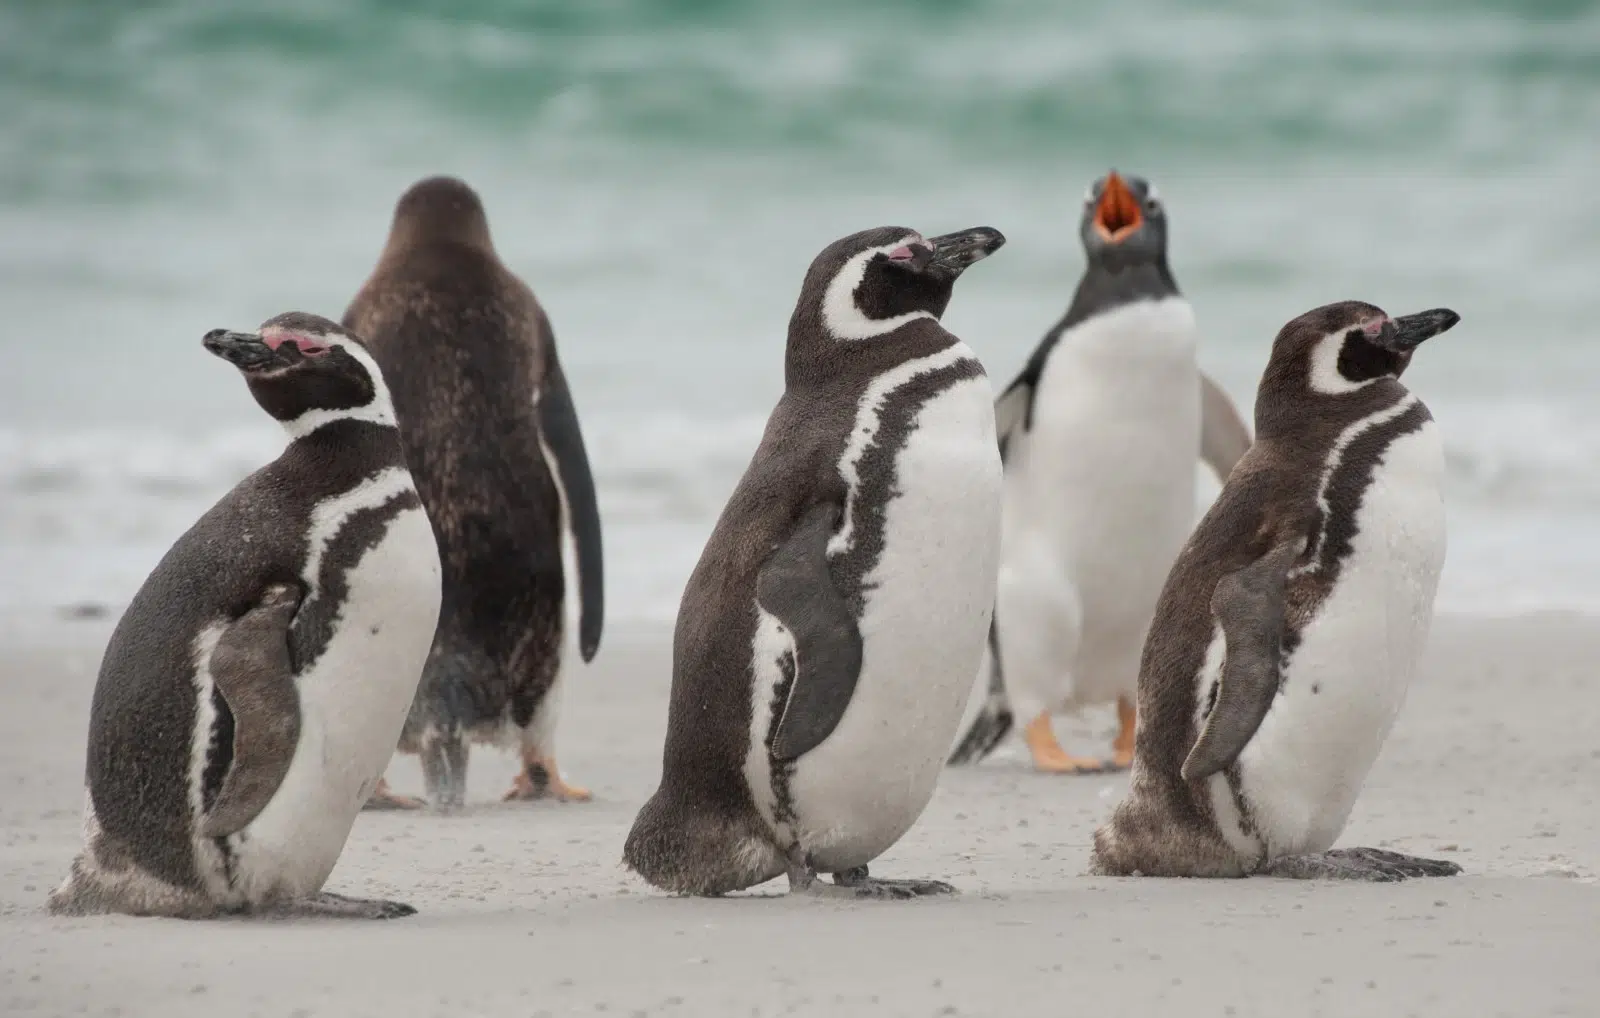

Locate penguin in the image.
[47,312,441,919]
[949,170,1253,774]
[624,225,1006,898]
[1091,300,1464,881]
[344,176,604,811]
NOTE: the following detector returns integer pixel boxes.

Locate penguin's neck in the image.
[279,390,398,442]
[1063,259,1178,327]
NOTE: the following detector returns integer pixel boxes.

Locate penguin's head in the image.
[385,175,494,257]
[803,225,1006,342]
[1079,170,1168,269]
[1269,300,1461,395]
[203,311,395,435]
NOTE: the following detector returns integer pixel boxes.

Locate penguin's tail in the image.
[947,620,1013,766]
[623,788,783,897]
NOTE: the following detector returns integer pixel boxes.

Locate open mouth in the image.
[1093,171,1143,243]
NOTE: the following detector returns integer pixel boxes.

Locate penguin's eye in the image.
[887,245,916,262]
[1144,194,1163,214]
[262,331,331,358]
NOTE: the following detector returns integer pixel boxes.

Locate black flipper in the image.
[200,584,303,839]
[538,347,605,663]
[1181,537,1306,783]
[994,377,1033,464]
[1200,371,1252,483]
[946,618,1012,765]
[761,503,863,762]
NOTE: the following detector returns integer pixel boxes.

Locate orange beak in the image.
[1093,171,1143,243]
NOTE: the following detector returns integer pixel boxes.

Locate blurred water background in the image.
[2,0,1597,622]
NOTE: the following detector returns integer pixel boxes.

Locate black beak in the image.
[203,329,280,371]
[925,227,1006,277]
[1379,308,1461,352]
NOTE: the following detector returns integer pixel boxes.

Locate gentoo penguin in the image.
[624,225,1006,898]
[47,312,441,918]
[1092,300,1463,881]
[949,170,1253,774]
[344,176,604,811]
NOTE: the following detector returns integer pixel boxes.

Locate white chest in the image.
[222,481,442,901]
[750,355,1002,871]
[1002,298,1203,644]
[1227,417,1447,858]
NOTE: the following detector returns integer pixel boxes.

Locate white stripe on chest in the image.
[298,466,417,613]
[1291,394,1420,581]
[828,341,976,557]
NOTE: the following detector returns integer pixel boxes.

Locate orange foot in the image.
[1024,712,1119,774]
[363,777,427,811]
[1110,695,1137,770]
[504,754,592,803]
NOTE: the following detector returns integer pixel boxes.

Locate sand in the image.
[1,607,1597,1017]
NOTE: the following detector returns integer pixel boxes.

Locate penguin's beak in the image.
[1093,171,1143,243]
[925,227,1007,277]
[203,329,281,372]
[1379,309,1461,352]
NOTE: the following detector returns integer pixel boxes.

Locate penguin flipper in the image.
[993,375,1033,465]
[1200,371,1252,482]
[1181,537,1305,783]
[536,338,605,663]
[761,502,863,762]
[200,584,304,839]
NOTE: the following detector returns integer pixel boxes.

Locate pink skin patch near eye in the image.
[1362,317,1390,337]
[887,233,926,262]
[262,331,331,357]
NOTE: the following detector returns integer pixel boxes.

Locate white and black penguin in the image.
[950,170,1253,774]
[624,225,1006,898]
[1092,300,1463,881]
[345,176,604,811]
[48,312,441,919]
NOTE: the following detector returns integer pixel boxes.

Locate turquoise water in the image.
[2,0,1598,618]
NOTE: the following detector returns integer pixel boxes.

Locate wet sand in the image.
[1,609,1596,1017]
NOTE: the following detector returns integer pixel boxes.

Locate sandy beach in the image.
[1,607,1596,1017]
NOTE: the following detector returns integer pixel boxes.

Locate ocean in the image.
[2,0,1598,624]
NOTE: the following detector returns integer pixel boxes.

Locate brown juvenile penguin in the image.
[345,176,604,811]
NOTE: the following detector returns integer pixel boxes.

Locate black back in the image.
[344,176,603,733]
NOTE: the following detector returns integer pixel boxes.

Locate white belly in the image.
[226,504,441,901]
[1227,420,1447,859]
[997,298,1202,713]
[755,368,1002,871]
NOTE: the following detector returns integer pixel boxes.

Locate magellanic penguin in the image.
[949,170,1253,774]
[47,313,441,919]
[344,176,604,811]
[624,225,1006,898]
[1092,301,1464,881]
